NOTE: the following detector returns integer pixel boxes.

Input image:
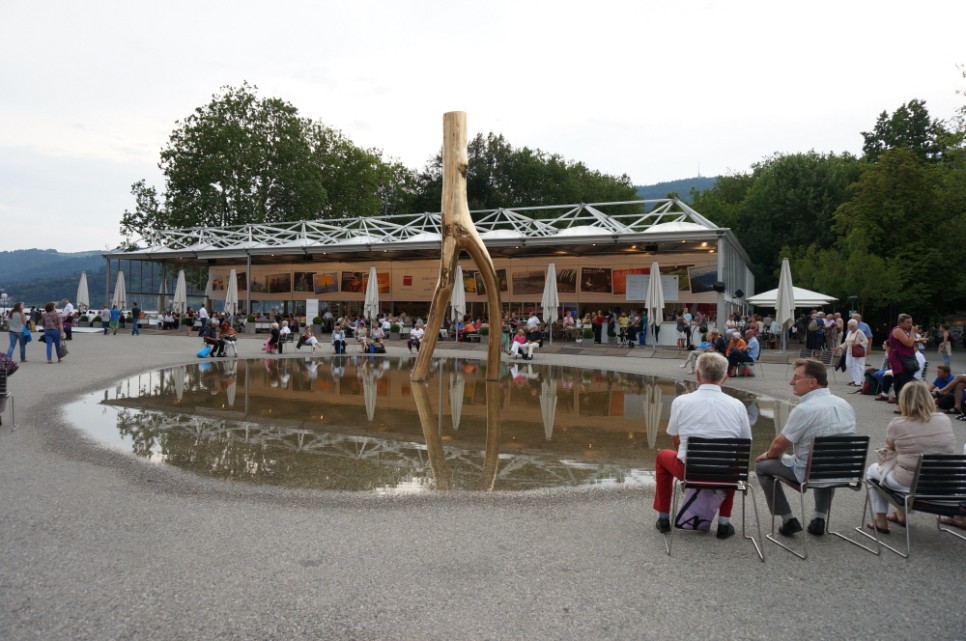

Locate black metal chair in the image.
[665,437,764,561]
[0,368,16,430]
[766,435,875,559]
[856,454,966,558]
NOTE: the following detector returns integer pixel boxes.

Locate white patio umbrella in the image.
[76,272,90,311]
[225,269,239,316]
[644,261,665,351]
[644,381,664,449]
[225,363,237,408]
[540,377,558,441]
[112,271,127,310]
[541,263,560,344]
[451,265,466,341]
[172,270,187,315]
[363,266,379,326]
[449,372,465,432]
[363,370,377,422]
[745,285,836,308]
[173,365,186,403]
[775,258,796,351]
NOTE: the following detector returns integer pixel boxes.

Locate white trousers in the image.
[846,353,866,385]
[509,342,533,357]
[866,462,910,515]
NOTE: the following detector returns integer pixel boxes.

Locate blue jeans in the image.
[7,331,26,361]
[44,328,62,361]
[132,319,140,335]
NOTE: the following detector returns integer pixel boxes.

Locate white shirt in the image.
[411,327,425,340]
[526,315,540,329]
[781,388,856,481]
[199,307,209,320]
[666,384,752,461]
[61,302,74,318]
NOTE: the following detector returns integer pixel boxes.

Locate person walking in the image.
[100,307,111,335]
[109,305,121,335]
[41,302,65,364]
[130,302,141,336]
[6,302,29,363]
[840,318,870,387]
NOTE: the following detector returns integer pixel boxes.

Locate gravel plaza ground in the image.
[1,328,964,641]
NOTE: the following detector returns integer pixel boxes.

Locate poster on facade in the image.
[512,269,545,296]
[293,272,315,293]
[357,270,391,295]
[268,273,292,294]
[461,269,478,294]
[471,268,508,294]
[250,275,266,293]
[626,274,680,302]
[313,272,339,294]
[341,271,366,293]
[557,268,577,294]
[612,267,648,296]
[395,269,439,298]
[687,265,718,293]
[237,272,247,292]
[580,267,612,293]
[665,266,692,292]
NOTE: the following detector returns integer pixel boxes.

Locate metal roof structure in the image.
[107,198,751,266]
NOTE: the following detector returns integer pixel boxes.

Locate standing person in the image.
[639,309,649,346]
[197,304,210,337]
[840,318,870,387]
[888,314,919,401]
[6,302,29,363]
[938,324,952,368]
[653,352,752,539]
[109,305,121,335]
[592,310,604,345]
[60,299,74,340]
[100,307,111,335]
[41,302,65,364]
[755,359,857,536]
[130,302,141,336]
[852,313,873,342]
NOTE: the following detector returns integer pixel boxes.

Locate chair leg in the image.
[854,485,908,558]
[665,479,678,556]
[825,487,880,555]
[937,516,966,541]
[741,484,765,562]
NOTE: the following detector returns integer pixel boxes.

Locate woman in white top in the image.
[331,325,347,354]
[6,302,29,362]
[840,319,870,387]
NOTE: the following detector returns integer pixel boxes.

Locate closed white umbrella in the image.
[644,381,664,449]
[363,266,379,325]
[225,362,237,408]
[112,271,126,311]
[225,269,239,316]
[775,258,795,352]
[172,270,187,315]
[451,265,466,341]
[363,369,377,422]
[540,377,558,441]
[173,365,186,403]
[541,263,560,344]
[449,372,465,432]
[76,272,90,311]
[644,261,665,350]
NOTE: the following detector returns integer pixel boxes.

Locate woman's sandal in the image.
[885,513,907,528]
[865,523,891,534]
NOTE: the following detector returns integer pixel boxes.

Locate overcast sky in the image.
[2,0,963,253]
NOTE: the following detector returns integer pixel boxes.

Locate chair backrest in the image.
[818,349,834,366]
[803,435,870,488]
[908,454,966,502]
[683,437,752,488]
[0,368,7,396]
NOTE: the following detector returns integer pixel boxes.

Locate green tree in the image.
[861,99,956,163]
[121,83,416,241]
[411,132,639,214]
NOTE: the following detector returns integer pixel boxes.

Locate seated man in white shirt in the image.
[653,352,753,539]
[408,323,425,353]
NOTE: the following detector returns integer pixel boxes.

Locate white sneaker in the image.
[679,363,687,368]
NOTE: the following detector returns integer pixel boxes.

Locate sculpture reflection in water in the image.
[71,356,783,493]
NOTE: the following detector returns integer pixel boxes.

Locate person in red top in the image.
[888,314,919,401]
[592,310,605,344]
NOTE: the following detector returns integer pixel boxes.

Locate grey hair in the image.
[696,352,729,383]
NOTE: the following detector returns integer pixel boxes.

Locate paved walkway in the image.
[1,331,964,640]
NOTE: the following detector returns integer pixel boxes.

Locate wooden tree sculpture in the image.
[411,112,503,382]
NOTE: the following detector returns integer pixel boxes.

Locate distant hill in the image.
[636,176,718,202]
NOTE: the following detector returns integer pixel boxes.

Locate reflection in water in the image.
[65,356,789,493]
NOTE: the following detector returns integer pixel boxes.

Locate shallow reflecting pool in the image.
[65,356,790,493]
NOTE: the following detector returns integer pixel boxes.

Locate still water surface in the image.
[65,356,789,493]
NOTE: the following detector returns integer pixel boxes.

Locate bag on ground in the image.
[861,368,881,395]
[674,488,727,531]
[197,345,213,358]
